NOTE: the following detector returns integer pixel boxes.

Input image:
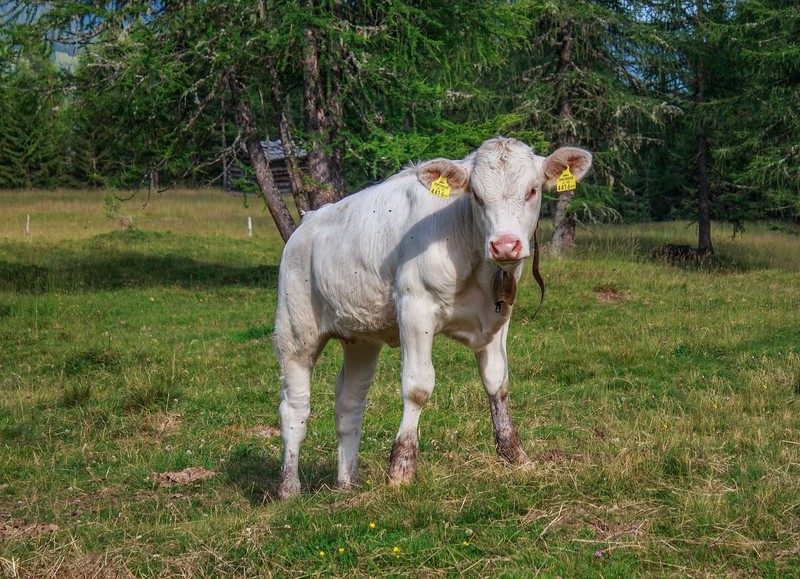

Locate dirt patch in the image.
[157,412,182,435]
[0,521,59,539]
[150,467,217,487]
[591,282,630,304]
[595,290,629,303]
[248,424,280,439]
[592,283,629,304]
[61,484,131,518]
[136,411,182,436]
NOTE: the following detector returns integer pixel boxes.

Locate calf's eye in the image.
[526,188,538,201]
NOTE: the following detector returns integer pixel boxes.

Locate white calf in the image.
[275,137,592,497]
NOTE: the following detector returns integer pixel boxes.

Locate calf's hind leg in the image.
[278,349,321,499]
[335,341,382,489]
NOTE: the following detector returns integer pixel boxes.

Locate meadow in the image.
[1,189,799,578]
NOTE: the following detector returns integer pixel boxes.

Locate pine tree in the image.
[715,0,800,224]
[0,42,68,188]
[511,1,659,255]
[634,0,798,251]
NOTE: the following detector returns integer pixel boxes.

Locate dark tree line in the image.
[0,0,797,251]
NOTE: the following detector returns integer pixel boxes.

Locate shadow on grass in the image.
[224,451,338,505]
[647,244,751,272]
[1,229,279,293]
[0,254,278,293]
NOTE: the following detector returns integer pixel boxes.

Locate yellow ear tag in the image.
[430,175,451,198]
[556,166,577,193]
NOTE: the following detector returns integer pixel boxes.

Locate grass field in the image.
[1,189,799,577]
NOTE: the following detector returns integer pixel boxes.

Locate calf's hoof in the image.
[510,451,534,467]
[495,436,533,467]
[387,467,415,486]
[387,433,418,485]
[278,476,301,500]
[335,478,359,491]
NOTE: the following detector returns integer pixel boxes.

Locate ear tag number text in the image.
[430,175,451,198]
[556,166,577,192]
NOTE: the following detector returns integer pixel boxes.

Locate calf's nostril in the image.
[490,236,523,260]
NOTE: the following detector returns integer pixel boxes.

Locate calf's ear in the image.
[542,147,593,191]
[416,159,470,195]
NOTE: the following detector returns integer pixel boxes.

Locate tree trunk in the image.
[260,0,309,215]
[696,119,714,257]
[301,0,345,208]
[268,62,310,215]
[550,19,577,257]
[149,164,159,197]
[551,188,576,251]
[227,72,296,243]
[221,116,229,190]
[694,1,714,257]
[327,43,346,198]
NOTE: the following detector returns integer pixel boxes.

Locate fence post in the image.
[247,216,253,237]
[25,214,30,238]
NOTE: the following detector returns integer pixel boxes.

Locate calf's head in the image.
[417,138,592,267]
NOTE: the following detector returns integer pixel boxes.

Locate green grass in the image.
[1,189,799,577]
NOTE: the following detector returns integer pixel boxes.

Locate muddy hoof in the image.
[278,476,301,499]
[387,433,418,485]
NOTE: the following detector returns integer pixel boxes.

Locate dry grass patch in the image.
[17,554,135,579]
[0,522,59,540]
[150,467,218,487]
[247,424,280,439]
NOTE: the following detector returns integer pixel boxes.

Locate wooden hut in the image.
[225,140,306,193]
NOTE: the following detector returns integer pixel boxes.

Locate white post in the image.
[247,216,253,237]
[25,214,30,238]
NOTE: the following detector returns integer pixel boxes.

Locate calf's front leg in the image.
[475,325,532,465]
[387,308,436,485]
